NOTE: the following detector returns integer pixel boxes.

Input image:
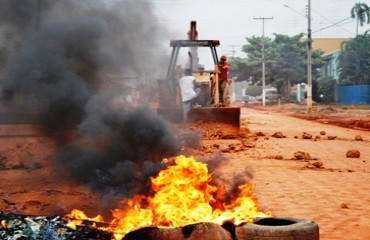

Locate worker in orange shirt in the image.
[218,55,229,105]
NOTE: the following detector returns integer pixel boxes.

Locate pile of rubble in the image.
[0,211,112,240]
[189,122,250,140]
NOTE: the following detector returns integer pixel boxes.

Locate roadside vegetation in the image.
[229,2,370,104]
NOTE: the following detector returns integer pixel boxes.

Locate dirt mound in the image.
[290,110,370,131]
[189,121,251,140]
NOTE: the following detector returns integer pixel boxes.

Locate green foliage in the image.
[337,33,370,85]
[229,33,329,98]
[230,36,274,84]
[351,2,370,27]
[227,57,253,82]
[314,77,336,103]
[312,48,331,80]
[271,34,306,84]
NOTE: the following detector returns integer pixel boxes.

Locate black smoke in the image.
[0,0,180,213]
[2,16,104,136]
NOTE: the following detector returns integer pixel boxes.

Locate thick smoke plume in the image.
[0,0,180,213]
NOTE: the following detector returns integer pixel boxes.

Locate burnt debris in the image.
[0,211,112,240]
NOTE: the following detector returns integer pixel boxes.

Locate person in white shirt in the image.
[178,68,201,120]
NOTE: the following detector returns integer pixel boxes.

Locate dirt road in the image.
[217,107,370,240]
[0,106,369,239]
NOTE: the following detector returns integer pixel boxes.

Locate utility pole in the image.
[228,45,239,57]
[307,0,313,113]
[254,17,273,107]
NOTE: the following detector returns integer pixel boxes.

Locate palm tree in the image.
[351,2,370,35]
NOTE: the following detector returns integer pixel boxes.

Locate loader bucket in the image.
[188,107,240,127]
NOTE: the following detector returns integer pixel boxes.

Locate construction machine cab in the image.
[157,22,240,127]
[159,40,221,107]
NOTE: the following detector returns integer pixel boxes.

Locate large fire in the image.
[66,155,271,239]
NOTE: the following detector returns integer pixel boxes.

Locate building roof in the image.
[311,38,352,55]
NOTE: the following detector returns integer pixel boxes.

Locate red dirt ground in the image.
[0,104,369,240]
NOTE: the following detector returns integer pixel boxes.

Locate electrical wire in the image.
[311,8,354,35]
[312,6,368,34]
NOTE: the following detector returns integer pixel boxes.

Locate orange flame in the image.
[1,220,8,228]
[66,155,271,239]
[65,209,104,230]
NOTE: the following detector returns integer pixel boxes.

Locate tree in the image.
[351,2,370,35]
[227,57,254,82]
[269,34,328,98]
[271,34,306,97]
[229,34,328,100]
[228,36,274,84]
[337,32,370,85]
[314,77,336,103]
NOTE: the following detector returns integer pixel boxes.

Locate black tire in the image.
[235,217,319,240]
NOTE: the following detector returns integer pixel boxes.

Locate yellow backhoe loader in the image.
[157,21,240,127]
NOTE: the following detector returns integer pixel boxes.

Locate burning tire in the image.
[123,222,233,240]
[235,217,319,240]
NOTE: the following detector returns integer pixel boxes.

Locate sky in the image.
[151,0,369,59]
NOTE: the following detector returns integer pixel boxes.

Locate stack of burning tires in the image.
[123,217,319,240]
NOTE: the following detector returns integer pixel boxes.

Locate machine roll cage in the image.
[166,40,220,94]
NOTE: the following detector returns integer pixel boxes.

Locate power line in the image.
[312,7,369,35]
[311,8,354,35]
[312,16,353,34]
[283,4,307,19]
